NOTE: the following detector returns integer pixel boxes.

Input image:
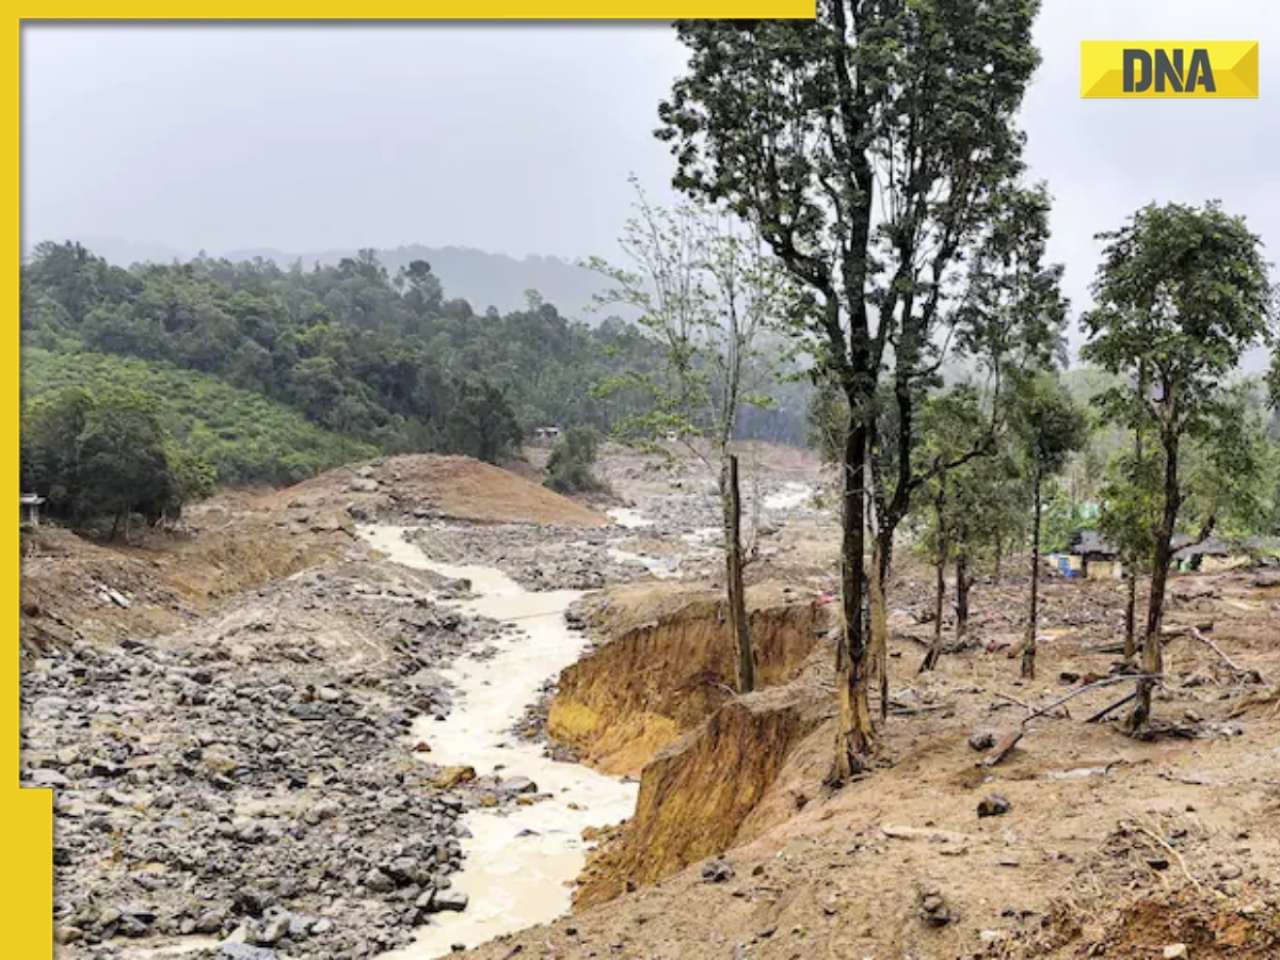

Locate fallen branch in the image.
[977,674,1161,767]
[1023,674,1160,726]
[1134,824,1200,891]
[1166,625,1266,685]
[1086,622,1216,655]
[1085,691,1137,724]
[881,823,973,844]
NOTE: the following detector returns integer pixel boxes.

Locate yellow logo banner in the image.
[1081,41,1259,99]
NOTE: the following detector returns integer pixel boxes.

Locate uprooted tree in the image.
[659,0,1055,780]
[1082,201,1274,733]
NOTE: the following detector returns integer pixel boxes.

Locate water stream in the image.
[360,525,638,958]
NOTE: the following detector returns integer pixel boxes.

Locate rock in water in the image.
[428,890,469,913]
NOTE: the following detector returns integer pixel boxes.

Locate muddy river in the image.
[360,525,638,958]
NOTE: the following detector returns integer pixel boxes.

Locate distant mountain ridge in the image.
[51,237,615,322]
[227,245,616,321]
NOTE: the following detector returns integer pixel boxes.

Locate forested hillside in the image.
[23,348,375,486]
[20,243,667,470]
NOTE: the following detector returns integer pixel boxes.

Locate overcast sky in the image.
[21,4,1280,330]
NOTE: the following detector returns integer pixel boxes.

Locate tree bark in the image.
[920,480,947,673]
[1124,359,1147,663]
[1127,429,1178,733]
[722,453,753,694]
[869,535,890,715]
[1123,573,1138,659]
[1022,467,1042,679]
[831,414,872,783]
[955,553,970,640]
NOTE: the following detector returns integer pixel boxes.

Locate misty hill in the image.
[227,245,615,321]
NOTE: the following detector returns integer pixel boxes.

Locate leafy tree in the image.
[659,1,1046,780]
[1082,201,1273,733]
[22,385,208,538]
[1012,374,1088,679]
[441,375,522,465]
[545,426,605,494]
[588,183,789,693]
[915,386,987,672]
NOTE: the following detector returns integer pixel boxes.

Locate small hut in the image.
[1173,535,1235,572]
[1064,529,1122,579]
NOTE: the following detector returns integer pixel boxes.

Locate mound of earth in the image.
[271,454,608,528]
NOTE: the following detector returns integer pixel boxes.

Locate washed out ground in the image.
[20,444,1280,960]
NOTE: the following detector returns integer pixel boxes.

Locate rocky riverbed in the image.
[21,559,541,960]
[398,475,821,593]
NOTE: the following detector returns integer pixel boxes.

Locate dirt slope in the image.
[466,563,1280,960]
[549,581,831,777]
[275,454,608,527]
[20,453,604,653]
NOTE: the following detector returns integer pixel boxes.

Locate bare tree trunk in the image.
[1123,572,1138,659]
[920,481,947,673]
[1127,430,1177,733]
[955,553,970,640]
[868,534,891,717]
[723,453,753,694]
[831,416,872,783]
[993,536,1003,581]
[1022,466,1042,679]
[1123,371,1145,661]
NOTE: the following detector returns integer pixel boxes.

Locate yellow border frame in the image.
[6,11,817,957]
[8,18,53,957]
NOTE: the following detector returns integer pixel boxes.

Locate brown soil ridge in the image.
[276,453,608,527]
[573,637,835,908]
[549,584,830,776]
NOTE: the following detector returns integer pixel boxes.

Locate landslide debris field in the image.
[21,445,1280,960]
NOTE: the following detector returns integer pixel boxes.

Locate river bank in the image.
[361,526,638,958]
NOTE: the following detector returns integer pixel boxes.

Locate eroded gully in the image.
[360,525,638,959]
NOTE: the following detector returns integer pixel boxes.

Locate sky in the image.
[20,4,1280,334]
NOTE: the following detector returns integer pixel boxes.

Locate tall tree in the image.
[1011,375,1087,679]
[589,183,787,694]
[1082,201,1273,732]
[915,386,987,672]
[659,1,1045,780]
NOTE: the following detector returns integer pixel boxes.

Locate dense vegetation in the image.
[23,348,375,487]
[20,242,668,462]
[544,426,606,494]
[21,385,216,536]
[22,242,809,473]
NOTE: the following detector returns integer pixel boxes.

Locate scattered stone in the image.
[977,794,1012,818]
[968,731,996,751]
[220,945,278,960]
[434,766,477,789]
[701,858,734,883]
[427,890,469,913]
[919,890,953,926]
[1163,944,1188,959]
